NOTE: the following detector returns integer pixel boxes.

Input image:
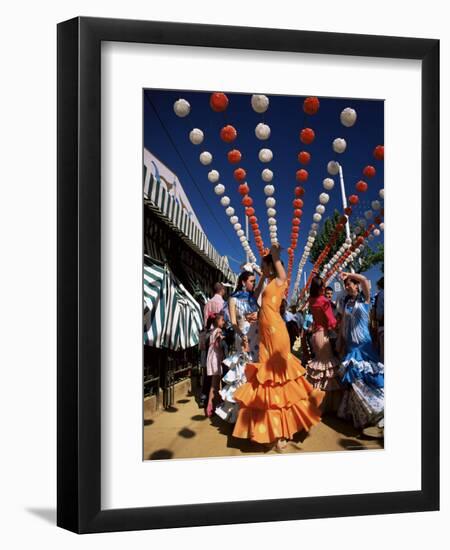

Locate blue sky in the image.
[143,89,384,295]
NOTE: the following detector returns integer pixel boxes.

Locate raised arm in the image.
[253,273,266,302]
[340,272,371,303]
[271,243,287,285]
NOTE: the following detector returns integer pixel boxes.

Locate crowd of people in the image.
[198,243,385,450]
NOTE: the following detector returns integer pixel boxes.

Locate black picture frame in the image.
[57,16,439,533]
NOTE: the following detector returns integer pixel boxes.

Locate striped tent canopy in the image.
[144,166,236,284]
[144,258,203,350]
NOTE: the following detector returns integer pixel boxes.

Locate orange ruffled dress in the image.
[232,278,324,444]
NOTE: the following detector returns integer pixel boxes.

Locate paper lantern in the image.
[294,208,302,217]
[374,216,382,224]
[173,98,190,117]
[311,223,319,230]
[199,151,212,165]
[373,228,381,237]
[249,215,257,224]
[327,161,340,175]
[236,229,245,237]
[323,178,335,191]
[373,145,384,161]
[234,168,247,181]
[303,96,320,115]
[340,107,357,127]
[298,151,311,164]
[254,229,261,236]
[264,184,275,196]
[300,128,315,144]
[379,223,385,231]
[261,169,273,182]
[333,138,347,153]
[230,215,239,224]
[255,123,271,140]
[316,205,325,214]
[251,94,269,113]
[225,206,235,216]
[266,197,276,207]
[227,149,242,164]
[293,198,304,208]
[208,170,220,183]
[292,218,300,226]
[294,186,305,197]
[242,196,253,207]
[293,226,300,234]
[220,125,237,143]
[368,234,375,241]
[189,128,204,145]
[239,235,247,242]
[356,180,368,193]
[313,213,322,222]
[319,193,330,204]
[267,208,276,217]
[364,210,373,220]
[379,188,385,199]
[214,184,225,195]
[296,169,309,182]
[309,230,317,237]
[269,225,277,232]
[259,148,273,163]
[344,206,352,215]
[245,207,255,217]
[233,223,242,230]
[238,183,250,195]
[268,217,277,225]
[210,92,229,112]
[349,194,359,205]
[363,165,376,178]
[371,200,381,210]
[220,196,231,207]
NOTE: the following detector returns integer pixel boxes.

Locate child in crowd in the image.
[206,313,226,417]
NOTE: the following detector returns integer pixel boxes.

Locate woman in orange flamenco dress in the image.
[232,244,325,450]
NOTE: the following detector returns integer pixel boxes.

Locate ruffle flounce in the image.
[244,353,306,386]
[306,359,342,391]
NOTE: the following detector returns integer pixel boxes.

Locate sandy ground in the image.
[143,391,383,460]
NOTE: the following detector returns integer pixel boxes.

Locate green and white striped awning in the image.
[144,171,236,283]
[144,258,203,350]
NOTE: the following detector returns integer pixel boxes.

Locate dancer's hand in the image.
[245,312,258,324]
[270,242,281,258]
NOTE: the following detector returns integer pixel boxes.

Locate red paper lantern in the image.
[292,226,299,234]
[344,206,352,215]
[356,236,365,245]
[251,223,259,231]
[300,127,315,144]
[292,218,301,226]
[373,145,384,161]
[245,207,255,217]
[238,183,250,195]
[296,169,309,182]
[368,223,376,231]
[254,229,261,236]
[294,186,305,197]
[249,215,257,224]
[288,247,293,255]
[234,168,247,181]
[293,198,304,208]
[363,165,376,178]
[227,149,242,164]
[349,194,359,205]
[242,195,253,207]
[336,223,344,232]
[210,92,229,112]
[298,151,311,164]
[303,96,320,115]
[294,208,302,217]
[339,215,348,225]
[374,216,382,224]
[356,180,368,193]
[220,125,237,143]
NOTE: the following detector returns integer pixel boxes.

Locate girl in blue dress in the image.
[336,272,384,429]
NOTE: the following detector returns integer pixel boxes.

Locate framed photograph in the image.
[57,16,439,533]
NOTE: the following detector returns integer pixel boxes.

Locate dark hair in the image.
[325,286,333,293]
[206,312,224,331]
[261,253,284,270]
[377,277,384,289]
[233,271,255,294]
[214,282,224,294]
[309,276,325,298]
[344,276,360,287]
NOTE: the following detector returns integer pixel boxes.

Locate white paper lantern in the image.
[360,219,367,227]
[220,196,230,207]
[345,237,352,245]
[208,170,220,183]
[262,169,274,182]
[337,251,342,257]
[379,188,385,199]
[230,216,239,224]
[340,107,357,127]
[239,235,247,242]
[307,236,314,243]
[263,184,275,196]
[354,226,361,235]
[327,161,340,175]
[225,206,235,216]
[269,225,277,233]
[255,123,271,140]
[364,210,373,220]
[309,230,317,237]
[379,223,385,231]
[316,205,325,214]
[267,208,277,217]
[371,200,381,210]
[199,151,212,165]
[311,223,319,230]
[268,217,277,225]
[214,184,225,195]
[368,234,375,241]
[236,229,245,237]
[265,197,276,207]
[233,223,242,231]
[251,94,270,113]
[323,178,335,191]
[333,138,347,154]
[319,193,330,204]
[373,229,381,237]
[343,243,349,250]
[189,128,204,145]
[271,237,278,244]
[173,98,190,117]
[259,148,273,163]
[313,213,322,222]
